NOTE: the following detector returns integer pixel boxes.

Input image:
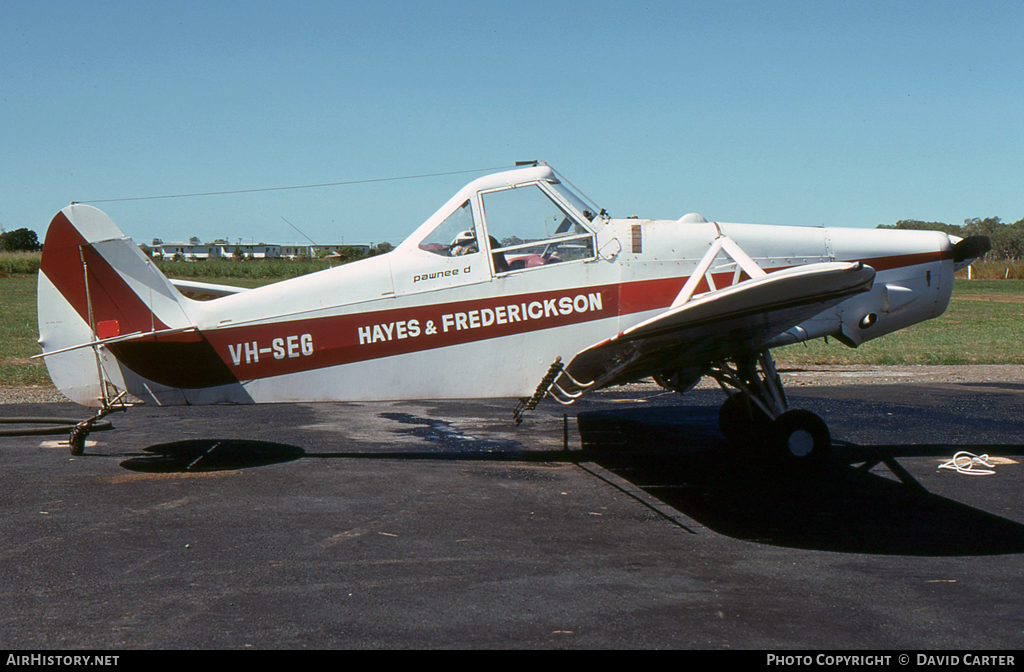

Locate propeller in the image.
[952,235,991,264]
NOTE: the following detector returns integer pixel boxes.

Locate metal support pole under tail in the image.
[68,245,141,455]
[78,251,110,407]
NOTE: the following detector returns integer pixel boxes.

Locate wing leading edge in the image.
[548,260,875,402]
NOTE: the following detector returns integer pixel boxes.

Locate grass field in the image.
[0,276,51,385]
[774,279,1024,365]
[2,275,1021,387]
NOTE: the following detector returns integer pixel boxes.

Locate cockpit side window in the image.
[418,200,479,257]
[481,184,595,272]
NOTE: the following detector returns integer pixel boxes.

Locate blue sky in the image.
[2,0,1022,246]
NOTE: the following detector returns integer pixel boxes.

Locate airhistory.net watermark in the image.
[6,656,118,667]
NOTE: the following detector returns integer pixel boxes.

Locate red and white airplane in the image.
[36,162,989,456]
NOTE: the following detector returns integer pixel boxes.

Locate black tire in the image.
[769,409,831,461]
[718,394,771,446]
[69,429,86,456]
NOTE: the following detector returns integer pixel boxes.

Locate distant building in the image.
[149,240,366,261]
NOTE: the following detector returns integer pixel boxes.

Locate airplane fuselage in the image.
[37,165,959,409]
[131,220,952,405]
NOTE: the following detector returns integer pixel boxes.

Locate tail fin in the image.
[37,204,192,407]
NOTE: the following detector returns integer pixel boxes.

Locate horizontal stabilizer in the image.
[170,279,251,301]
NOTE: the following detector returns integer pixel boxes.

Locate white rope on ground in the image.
[938,451,997,476]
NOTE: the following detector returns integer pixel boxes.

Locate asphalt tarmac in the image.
[1,380,1023,650]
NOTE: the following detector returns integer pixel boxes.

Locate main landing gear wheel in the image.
[768,409,831,461]
[708,352,832,463]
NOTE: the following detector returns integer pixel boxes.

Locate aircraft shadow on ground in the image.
[120,439,306,473]
[117,407,1024,557]
[117,412,533,474]
[575,406,1024,557]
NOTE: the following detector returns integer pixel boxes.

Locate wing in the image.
[555,261,875,397]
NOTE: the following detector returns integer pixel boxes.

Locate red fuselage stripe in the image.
[202,284,627,382]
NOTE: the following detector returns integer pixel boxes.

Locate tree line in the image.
[0,228,41,252]
[877,217,1024,261]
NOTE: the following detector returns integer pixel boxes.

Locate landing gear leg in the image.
[68,393,129,456]
[709,351,831,461]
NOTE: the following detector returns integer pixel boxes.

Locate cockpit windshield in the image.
[548,180,598,222]
[482,183,595,272]
[411,169,599,276]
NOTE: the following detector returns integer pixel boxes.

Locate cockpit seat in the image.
[490,236,510,273]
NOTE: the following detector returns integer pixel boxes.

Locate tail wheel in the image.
[769,409,831,461]
[718,393,771,445]
[69,428,86,456]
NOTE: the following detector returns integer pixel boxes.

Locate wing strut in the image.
[671,225,766,308]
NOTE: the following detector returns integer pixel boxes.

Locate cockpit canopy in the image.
[407,164,600,274]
